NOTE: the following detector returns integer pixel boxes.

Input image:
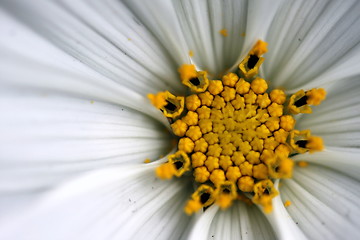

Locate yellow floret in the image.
[280,115,296,131]
[208,80,224,95]
[235,79,250,94]
[186,94,201,111]
[198,119,213,134]
[231,152,246,165]
[231,94,245,109]
[275,144,291,157]
[182,111,199,126]
[191,152,207,167]
[226,166,241,182]
[265,118,280,132]
[197,106,211,119]
[207,144,222,157]
[274,129,289,143]
[251,77,268,94]
[222,72,239,87]
[270,89,286,105]
[256,93,271,108]
[186,126,202,141]
[219,155,233,171]
[244,90,257,104]
[205,156,220,172]
[211,95,226,109]
[253,164,268,179]
[237,176,254,192]
[240,161,253,176]
[246,150,261,164]
[210,169,226,185]
[267,103,283,117]
[203,132,219,145]
[221,86,236,102]
[171,119,188,137]
[178,137,195,153]
[198,91,214,106]
[194,166,210,183]
[194,138,208,153]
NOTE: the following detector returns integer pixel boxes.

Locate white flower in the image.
[1,0,360,239]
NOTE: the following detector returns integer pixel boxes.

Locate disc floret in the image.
[148,40,326,214]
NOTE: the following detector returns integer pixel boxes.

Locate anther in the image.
[288,88,327,114]
[289,130,324,153]
[179,65,209,92]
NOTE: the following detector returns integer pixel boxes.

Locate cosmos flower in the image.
[1,0,360,239]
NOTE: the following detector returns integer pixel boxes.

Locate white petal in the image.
[122,0,190,67]
[280,165,360,239]
[1,1,185,95]
[263,181,307,240]
[292,147,360,181]
[0,164,193,240]
[263,0,360,91]
[297,78,360,147]
[0,93,172,192]
[230,0,284,73]
[173,0,249,75]
[189,201,276,240]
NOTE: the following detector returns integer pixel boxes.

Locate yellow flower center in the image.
[148,40,326,214]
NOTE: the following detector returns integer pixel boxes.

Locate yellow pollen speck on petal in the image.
[219,28,228,37]
[284,200,292,207]
[297,161,309,167]
[148,39,326,215]
[189,50,194,57]
[144,158,151,163]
